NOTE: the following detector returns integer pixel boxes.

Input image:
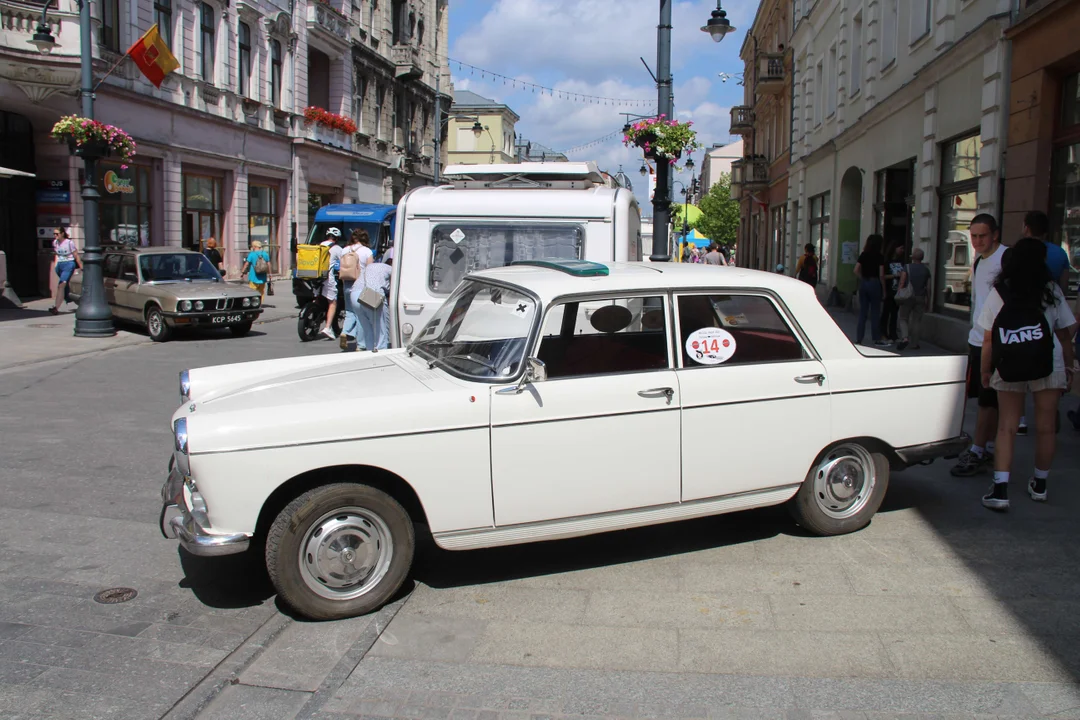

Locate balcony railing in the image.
[729,106,753,135]
[392,44,422,79]
[306,2,349,48]
[757,53,785,94]
[744,155,770,189]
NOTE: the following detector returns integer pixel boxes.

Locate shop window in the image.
[935,132,982,314]
[183,174,223,253]
[270,39,283,107]
[250,184,280,274]
[1062,73,1080,129]
[809,191,830,286]
[101,0,121,51]
[238,22,252,97]
[99,164,151,247]
[1049,72,1080,298]
[199,2,216,83]
[677,294,807,368]
[154,0,172,47]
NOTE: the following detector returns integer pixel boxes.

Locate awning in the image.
[0,166,36,179]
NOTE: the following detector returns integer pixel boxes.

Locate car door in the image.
[112,255,140,320]
[490,294,681,527]
[674,291,831,501]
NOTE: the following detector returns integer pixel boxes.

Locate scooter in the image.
[297,277,345,342]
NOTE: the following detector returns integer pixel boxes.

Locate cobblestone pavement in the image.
[1,299,1079,719]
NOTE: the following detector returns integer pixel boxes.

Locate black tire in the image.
[230,322,253,337]
[265,483,414,621]
[298,302,325,342]
[789,442,889,536]
[146,306,172,342]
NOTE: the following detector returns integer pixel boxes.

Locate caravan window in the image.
[429,223,585,293]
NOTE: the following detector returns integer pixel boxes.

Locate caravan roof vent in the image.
[442,162,605,190]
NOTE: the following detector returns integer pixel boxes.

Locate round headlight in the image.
[251,297,260,308]
[194,300,204,311]
[179,370,191,403]
[174,417,189,455]
[242,298,251,308]
[179,300,192,311]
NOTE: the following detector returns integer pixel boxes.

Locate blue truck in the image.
[292,203,397,304]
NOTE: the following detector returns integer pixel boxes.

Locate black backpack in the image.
[990,290,1054,382]
[797,254,818,285]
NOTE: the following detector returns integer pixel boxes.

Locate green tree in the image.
[694,173,740,246]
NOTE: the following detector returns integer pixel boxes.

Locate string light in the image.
[449,58,653,108]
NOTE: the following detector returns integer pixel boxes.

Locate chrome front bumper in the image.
[160,465,251,557]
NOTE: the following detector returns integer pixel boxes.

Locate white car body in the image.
[163,262,968,553]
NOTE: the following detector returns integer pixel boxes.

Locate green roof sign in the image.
[511,259,610,277]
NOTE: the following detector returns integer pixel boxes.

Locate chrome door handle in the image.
[795,374,825,386]
[638,387,674,405]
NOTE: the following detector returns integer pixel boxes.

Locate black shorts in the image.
[966,344,998,409]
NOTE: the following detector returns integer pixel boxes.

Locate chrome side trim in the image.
[433,484,800,550]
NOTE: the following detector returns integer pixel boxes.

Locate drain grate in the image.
[93,587,138,604]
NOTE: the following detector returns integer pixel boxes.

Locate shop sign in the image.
[104,170,134,195]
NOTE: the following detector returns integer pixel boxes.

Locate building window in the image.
[809,191,830,286]
[375,84,385,140]
[250,183,280,274]
[101,0,121,51]
[850,12,863,96]
[367,0,377,33]
[154,0,172,47]
[935,132,982,314]
[814,60,823,126]
[881,0,897,68]
[826,44,837,117]
[238,22,252,97]
[1049,72,1080,294]
[199,3,216,83]
[270,39,282,107]
[392,0,407,44]
[353,70,367,133]
[99,164,152,247]
[182,173,224,252]
[910,0,932,44]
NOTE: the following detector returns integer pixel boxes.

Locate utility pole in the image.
[433,68,442,184]
[651,0,674,262]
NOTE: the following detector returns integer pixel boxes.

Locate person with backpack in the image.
[338,228,373,351]
[896,247,931,351]
[795,243,818,287]
[975,237,1076,511]
[242,240,271,302]
[318,228,344,340]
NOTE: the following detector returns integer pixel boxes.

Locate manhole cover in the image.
[28,323,61,328]
[93,587,138,604]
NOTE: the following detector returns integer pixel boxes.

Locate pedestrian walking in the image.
[704,244,723,266]
[242,240,271,302]
[950,213,1007,477]
[795,243,818,287]
[896,247,931,351]
[357,256,392,351]
[975,237,1076,510]
[881,242,905,342]
[318,228,344,340]
[49,227,81,315]
[203,237,225,277]
[339,228,373,351]
[854,234,887,346]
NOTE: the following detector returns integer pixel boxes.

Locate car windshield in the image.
[409,280,538,381]
[139,253,221,282]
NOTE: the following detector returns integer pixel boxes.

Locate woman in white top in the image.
[976,237,1076,511]
[50,227,81,315]
[340,228,374,351]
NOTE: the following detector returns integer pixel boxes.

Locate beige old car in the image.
[70,247,263,342]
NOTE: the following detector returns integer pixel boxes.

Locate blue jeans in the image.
[857,279,883,344]
[357,294,390,351]
[341,281,365,349]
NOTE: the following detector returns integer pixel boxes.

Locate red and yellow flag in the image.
[127,24,179,88]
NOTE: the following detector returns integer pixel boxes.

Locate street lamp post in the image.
[31,0,114,336]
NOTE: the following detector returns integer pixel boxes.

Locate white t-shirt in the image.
[340,245,373,284]
[968,244,1006,347]
[976,284,1077,373]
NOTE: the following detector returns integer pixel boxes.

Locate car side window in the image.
[102,254,122,279]
[537,295,669,379]
[677,294,808,368]
[120,256,137,280]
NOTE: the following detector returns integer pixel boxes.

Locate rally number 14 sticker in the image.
[686,327,737,365]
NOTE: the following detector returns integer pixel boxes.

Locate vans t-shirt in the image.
[968,244,1006,347]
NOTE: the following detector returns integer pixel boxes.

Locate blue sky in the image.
[447,0,755,195]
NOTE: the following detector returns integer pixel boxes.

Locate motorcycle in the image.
[296,277,345,342]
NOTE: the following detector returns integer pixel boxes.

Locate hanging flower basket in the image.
[623,115,699,168]
[51,115,136,166]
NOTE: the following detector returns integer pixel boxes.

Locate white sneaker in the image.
[320,326,337,340]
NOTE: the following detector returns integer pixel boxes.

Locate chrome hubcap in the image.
[299,506,393,601]
[813,444,876,519]
[149,313,162,335]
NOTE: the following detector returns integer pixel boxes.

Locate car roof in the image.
[102,246,202,255]
[469,262,805,303]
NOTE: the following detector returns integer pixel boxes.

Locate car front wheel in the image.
[146,306,172,342]
[229,321,253,337]
[789,442,889,536]
[266,483,414,621]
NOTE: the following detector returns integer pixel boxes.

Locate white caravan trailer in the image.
[388,162,643,347]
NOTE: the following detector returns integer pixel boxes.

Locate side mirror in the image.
[497,357,546,395]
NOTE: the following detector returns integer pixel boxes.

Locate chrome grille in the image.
[214,298,234,311]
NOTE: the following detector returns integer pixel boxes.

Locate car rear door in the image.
[674,291,831,501]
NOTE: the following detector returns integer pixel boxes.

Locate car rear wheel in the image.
[229,321,253,337]
[146,306,172,342]
[789,442,889,536]
[266,483,414,621]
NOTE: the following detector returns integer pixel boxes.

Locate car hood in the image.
[180,351,487,454]
[149,280,260,299]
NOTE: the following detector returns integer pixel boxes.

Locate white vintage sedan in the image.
[161,261,969,620]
